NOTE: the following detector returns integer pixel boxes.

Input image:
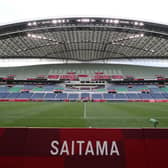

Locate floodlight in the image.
[31,34,36,38]
[105,19,109,23]
[80,19,90,23]
[32,22,37,26]
[76,19,81,22]
[58,20,62,23]
[27,33,31,37]
[114,20,119,24]
[52,20,57,24]
[90,19,95,22]
[27,22,32,26]
[129,35,134,39]
[139,22,144,26]
[134,21,138,26]
[37,36,42,39]
[135,35,139,38]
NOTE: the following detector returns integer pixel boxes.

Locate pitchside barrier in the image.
[1,99,168,102]
[0,128,168,168]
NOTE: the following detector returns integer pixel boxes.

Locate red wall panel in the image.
[0,128,168,168]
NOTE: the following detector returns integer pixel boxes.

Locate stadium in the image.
[0,17,168,128]
[1,16,168,167]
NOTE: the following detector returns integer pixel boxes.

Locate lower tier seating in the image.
[0,83,168,101]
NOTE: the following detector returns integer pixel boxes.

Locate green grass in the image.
[0,102,168,128]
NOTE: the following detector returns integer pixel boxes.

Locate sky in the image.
[0,0,168,25]
[0,0,168,67]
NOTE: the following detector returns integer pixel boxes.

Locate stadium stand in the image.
[0,18,168,102]
[44,93,56,100]
[0,64,168,80]
[1,83,168,102]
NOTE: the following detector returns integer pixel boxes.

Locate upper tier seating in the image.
[43,85,56,91]
[0,86,8,92]
[0,64,168,80]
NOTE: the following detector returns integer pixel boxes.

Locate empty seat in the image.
[150,88,162,93]
[9,87,22,92]
[7,93,21,99]
[103,93,114,100]
[32,87,44,91]
[17,93,33,99]
[92,94,102,100]
[68,94,79,100]
[55,93,67,100]
[44,93,56,100]
[24,85,35,90]
[150,93,166,99]
[115,94,127,99]
[138,93,153,99]
[81,93,90,99]
[43,85,56,91]
[0,86,8,92]
[126,93,140,99]
[162,93,168,98]
[0,92,9,98]
[31,93,45,99]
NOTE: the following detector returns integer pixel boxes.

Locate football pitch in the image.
[0,102,168,128]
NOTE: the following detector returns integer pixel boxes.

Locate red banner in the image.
[0,128,168,168]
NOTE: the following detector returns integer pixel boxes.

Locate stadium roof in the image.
[0,17,168,61]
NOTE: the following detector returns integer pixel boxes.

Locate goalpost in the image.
[83,103,92,128]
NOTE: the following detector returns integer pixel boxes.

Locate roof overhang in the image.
[0,17,168,61]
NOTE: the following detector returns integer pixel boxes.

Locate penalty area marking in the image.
[83,103,87,119]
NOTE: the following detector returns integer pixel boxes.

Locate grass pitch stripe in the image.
[83,103,87,119]
[1,102,168,128]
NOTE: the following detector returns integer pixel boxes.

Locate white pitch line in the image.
[83,103,86,119]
